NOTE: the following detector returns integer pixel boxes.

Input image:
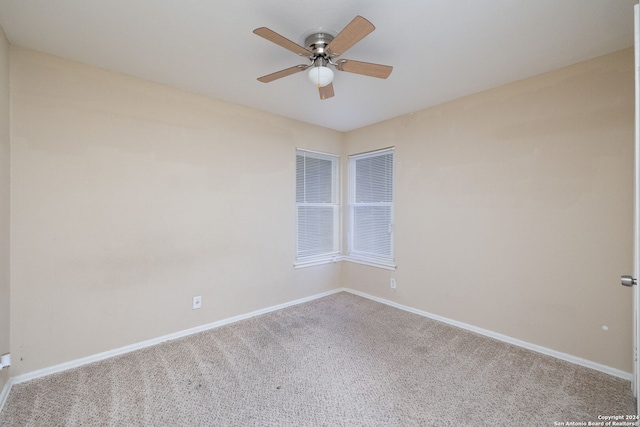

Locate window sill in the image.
[341,255,396,271]
[294,255,396,271]
[294,256,342,269]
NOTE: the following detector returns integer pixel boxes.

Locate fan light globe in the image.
[308,66,334,88]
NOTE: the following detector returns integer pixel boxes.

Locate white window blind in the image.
[348,148,394,266]
[296,149,339,263]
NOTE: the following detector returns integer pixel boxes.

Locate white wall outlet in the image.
[390,278,397,289]
[192,296,202,309]
[0,353,10,369]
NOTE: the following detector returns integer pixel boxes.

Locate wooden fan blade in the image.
[257,64,309,83]
[337,59,393,79]
[318,83,335,100]
[253,27,311,57]
[326,16,375,57]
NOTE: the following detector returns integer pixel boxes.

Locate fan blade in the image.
[326,16,375,57]
[318,83,335,100]
[253,27,312,57]
[336,59,393,79]
[257,65,310,83]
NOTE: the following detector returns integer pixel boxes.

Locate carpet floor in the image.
[0,291,636,426]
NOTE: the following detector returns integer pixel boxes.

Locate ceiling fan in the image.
[253,16,393,100]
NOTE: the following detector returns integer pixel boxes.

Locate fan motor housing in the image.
[305,33,334,57]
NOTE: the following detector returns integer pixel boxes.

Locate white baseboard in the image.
[0,376,12,413]
[7,286,632,391]
[342,287,633,381]
[11,288,343,385]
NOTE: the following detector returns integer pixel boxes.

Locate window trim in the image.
[294,148,340,268]
[347,147,396,270]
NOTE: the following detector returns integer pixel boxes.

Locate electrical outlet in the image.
[390,278,396,289]
[0,353,10,369]
[192,296,202,309]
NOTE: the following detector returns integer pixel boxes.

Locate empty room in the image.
[0,1,638,425]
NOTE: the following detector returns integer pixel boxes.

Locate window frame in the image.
[294,148,341,268]
[346,147,396,270]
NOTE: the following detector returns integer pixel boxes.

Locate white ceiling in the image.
[0,0,634,132]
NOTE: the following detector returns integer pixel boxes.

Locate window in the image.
[295,149,340,266]
[348,148,395,269]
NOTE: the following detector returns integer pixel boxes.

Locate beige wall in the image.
[6,45,635,378]
[0,26,9,390]
[343,48,635,372]
[9,48,343,376]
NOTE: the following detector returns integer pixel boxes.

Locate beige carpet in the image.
[0,292,636,426]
